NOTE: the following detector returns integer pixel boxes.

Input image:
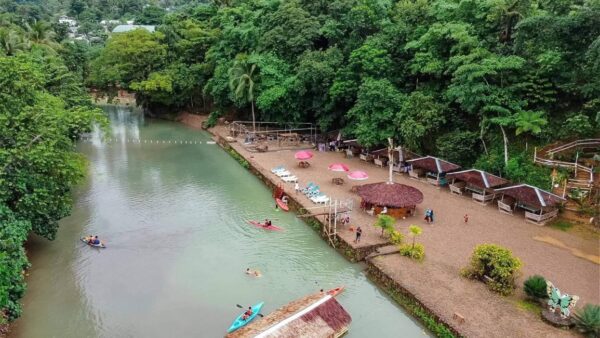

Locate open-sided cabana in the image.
[342,139,363,158]
[494,184,565,225]
[357,182,424,218]
[370,147,419,171]
[406,156,461,186]
[445,169,510,204]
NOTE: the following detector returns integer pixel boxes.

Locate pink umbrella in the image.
[294,150,314,161]
[347,170,369,181]
[328,163,350,172]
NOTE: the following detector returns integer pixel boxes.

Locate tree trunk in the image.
[251,100,256,133]
[480,122,489,156]
[500,125,509,167]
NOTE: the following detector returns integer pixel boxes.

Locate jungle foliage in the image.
[89,0,599,188]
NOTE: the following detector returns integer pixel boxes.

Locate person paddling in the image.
[241,306,253,320]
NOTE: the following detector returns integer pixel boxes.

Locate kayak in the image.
[227,302,264,333]
[275,198,289,211]
[248,221,283,231]
[80,237,106,248]
[326,286,345,297]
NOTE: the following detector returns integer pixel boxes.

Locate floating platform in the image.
[225,291,351,338]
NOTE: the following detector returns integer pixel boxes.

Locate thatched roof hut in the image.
[495,184,565,209]
[446,169,509,189]
[227,292,351,338]
[406,156,461,174]
[357,182,424,208]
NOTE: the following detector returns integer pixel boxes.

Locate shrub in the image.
[399,243,425,261]
[389,230,404,245]
[374,214,395,237]
[462,244,522,295]
[203,110,222,128]
[573,304,600,338]
[523,275,548,299]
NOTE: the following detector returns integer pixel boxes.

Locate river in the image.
[11,106,426,338]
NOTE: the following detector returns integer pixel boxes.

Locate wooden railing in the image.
[534,138,598,184]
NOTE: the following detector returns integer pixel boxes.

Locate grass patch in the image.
[549,219,573,231]
[515,299,542,316]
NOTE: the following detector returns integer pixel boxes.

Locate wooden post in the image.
[574,152,579,177]
[534,147,537,162]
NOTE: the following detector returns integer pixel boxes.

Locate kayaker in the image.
[264,219,272,226]
[242,306,253,320]
[85,235,93,243]
[92,236,101,245]
[281,195,288,204]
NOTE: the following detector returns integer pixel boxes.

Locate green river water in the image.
[10,106,426,338]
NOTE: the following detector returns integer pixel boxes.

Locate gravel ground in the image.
[206,122,599,337]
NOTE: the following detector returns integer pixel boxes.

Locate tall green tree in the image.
[228,56,257,132]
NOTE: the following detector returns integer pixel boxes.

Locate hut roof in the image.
[357,182,424,208]
[495,184,565,208]
[227,292,351,338]
[406,156,461,174]
[343,139,362,148]
[446,169,509,189]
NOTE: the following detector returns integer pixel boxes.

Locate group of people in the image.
[424,209,435,223]
[84,235,101,245]
[263,219,273,227]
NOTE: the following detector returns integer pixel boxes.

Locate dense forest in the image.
[0,0,599,331]
[0,0,108,329]
[89,0,600,187]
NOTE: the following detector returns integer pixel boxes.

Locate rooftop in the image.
[357,182,424,208]
[446,169,509,189]
[406,156,461,174]
[112,25,156,33]
[495,184,566,208]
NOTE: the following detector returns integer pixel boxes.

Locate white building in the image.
[58,16,77,27]
[112,25,156,33]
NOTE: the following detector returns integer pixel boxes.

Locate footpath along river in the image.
[11,106,427,338]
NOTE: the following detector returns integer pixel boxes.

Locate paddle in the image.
[236,304,264,317]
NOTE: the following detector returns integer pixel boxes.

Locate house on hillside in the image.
[58,16,77,27]
[111,25,156,33]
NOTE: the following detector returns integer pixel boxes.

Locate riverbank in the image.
[185,116,598,338]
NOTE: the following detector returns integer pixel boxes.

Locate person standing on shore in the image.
[424,209,431,223]
[430,209,434,223]
[354,226,362,243]
[294,182,300,193]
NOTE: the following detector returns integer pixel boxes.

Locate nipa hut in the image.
[357,182,424,218]
[406,156,461,186]
[494,184,565,224]
[445,169,510,204]
[226,292,351,338]
[370,147,420,171]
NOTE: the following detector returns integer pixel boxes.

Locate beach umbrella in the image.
[347,170,369,181]
[328,163,350,172]
[294,150,314,160]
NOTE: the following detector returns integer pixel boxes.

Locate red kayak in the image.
[326,286,345,297]
[275,198,289,211]
[248,220,283,231]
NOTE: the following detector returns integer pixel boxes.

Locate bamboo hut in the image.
[226,291,351,338]
[406,156,461,186]
[357,182,424,218]
[494,184,565,225]
[445,169,510,204]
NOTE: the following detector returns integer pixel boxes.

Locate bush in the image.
[523,275,548,299]
[462,244,522,295]
[436,131,480,167]
[203,110,222,128]
[374,214,395,237]
[573,304,600,338]
[389,230,404,245]
[399,243,425,261]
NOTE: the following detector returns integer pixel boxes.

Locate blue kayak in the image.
[227,302,264,333]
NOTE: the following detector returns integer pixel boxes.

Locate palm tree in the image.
[408,225,422,250]
[515,110,547,150]
[25,21,58,50]
[0,28,30,56]
[228,59,257,133]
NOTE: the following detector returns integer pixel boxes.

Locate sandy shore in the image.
[201,121,598,337]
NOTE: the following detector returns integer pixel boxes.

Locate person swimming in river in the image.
[245,268,261,277]
[241,306,253,320]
